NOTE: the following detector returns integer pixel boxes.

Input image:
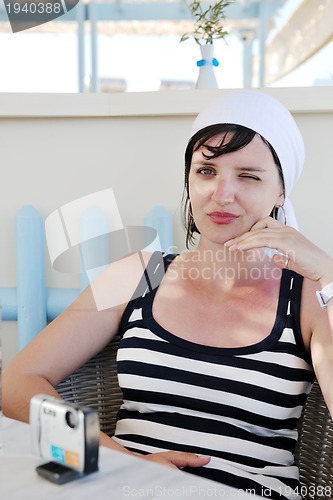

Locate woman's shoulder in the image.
[88,251,158,312]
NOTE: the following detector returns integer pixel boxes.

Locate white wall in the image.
[1,88,333,365]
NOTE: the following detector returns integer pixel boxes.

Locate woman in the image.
[3,90,333,499]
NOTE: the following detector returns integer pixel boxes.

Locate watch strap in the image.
[316,282,333,308]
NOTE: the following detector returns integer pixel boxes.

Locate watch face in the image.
[323,283,333,298]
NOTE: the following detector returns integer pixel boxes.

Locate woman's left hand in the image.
[224,216,333,284]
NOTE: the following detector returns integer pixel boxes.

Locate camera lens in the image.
[65,410,78,429]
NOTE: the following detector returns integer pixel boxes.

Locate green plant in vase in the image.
[180,0,234,88]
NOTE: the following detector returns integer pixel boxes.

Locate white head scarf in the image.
[190,89,305,228]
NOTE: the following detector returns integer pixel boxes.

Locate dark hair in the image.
[182,124,284,248]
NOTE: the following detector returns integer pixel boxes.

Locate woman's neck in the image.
[178,242,281,289]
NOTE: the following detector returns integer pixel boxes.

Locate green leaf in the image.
[179,0,234,45]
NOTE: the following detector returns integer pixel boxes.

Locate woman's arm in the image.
[2,285,125,423]
[224,216,333,415]
[2,250,211,469]
[2,251,153,423]
[303,278,333,418]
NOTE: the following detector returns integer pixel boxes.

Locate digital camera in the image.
[30,394,100,475]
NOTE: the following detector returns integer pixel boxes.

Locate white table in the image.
[0,417,257,499]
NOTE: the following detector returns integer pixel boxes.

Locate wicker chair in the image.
[295,380,333,498]
[56,334,123,437]
[57,342,333,497]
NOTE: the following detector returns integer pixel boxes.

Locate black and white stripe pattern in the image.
[114,253,314,499]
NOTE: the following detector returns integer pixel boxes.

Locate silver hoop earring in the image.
[277,205,287,225]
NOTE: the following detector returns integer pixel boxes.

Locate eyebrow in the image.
[236,166,268,172]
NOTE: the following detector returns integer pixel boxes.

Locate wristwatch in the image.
[316,282,333,308]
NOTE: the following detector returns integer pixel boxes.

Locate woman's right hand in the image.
[139,451,211,469]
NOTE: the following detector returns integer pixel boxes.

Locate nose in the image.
[211,176,235,205]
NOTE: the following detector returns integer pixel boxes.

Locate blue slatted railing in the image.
[15,206,47,349]
[0,204,173,350]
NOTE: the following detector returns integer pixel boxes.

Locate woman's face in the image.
[188,133,284,246]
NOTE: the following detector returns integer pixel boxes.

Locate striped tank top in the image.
[114,252,315,499]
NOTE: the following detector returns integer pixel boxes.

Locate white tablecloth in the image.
[0,417,259,499]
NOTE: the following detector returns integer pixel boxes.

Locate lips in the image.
[208,211,239,224]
